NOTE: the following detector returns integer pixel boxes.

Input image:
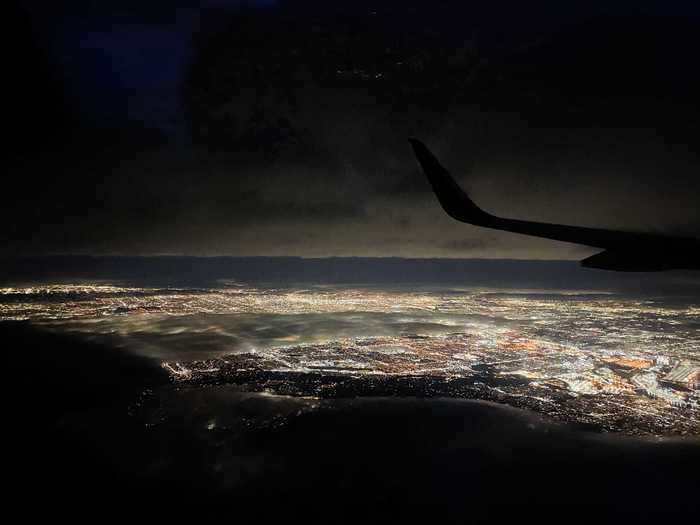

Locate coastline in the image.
[4,321,699,523]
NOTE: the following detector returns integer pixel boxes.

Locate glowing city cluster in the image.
[1,282,698,434]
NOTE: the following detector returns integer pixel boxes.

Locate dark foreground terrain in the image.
[4,322,699,524]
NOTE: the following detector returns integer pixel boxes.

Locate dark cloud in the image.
[6,1,700,257]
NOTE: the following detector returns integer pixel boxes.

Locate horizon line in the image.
[0,254,585,263]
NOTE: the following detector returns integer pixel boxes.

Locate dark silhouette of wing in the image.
[409,138,700,271]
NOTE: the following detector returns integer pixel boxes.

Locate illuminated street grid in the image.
[1,283,698,434]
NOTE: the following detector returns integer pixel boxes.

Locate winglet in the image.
[408,138,493,226]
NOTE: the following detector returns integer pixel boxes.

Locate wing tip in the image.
[407,137,428,157]
[407,137,446,178]
[408,137,494,226]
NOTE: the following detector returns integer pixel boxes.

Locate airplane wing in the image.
[409,138,700,271]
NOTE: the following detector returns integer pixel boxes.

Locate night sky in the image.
[7,1,700,258]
